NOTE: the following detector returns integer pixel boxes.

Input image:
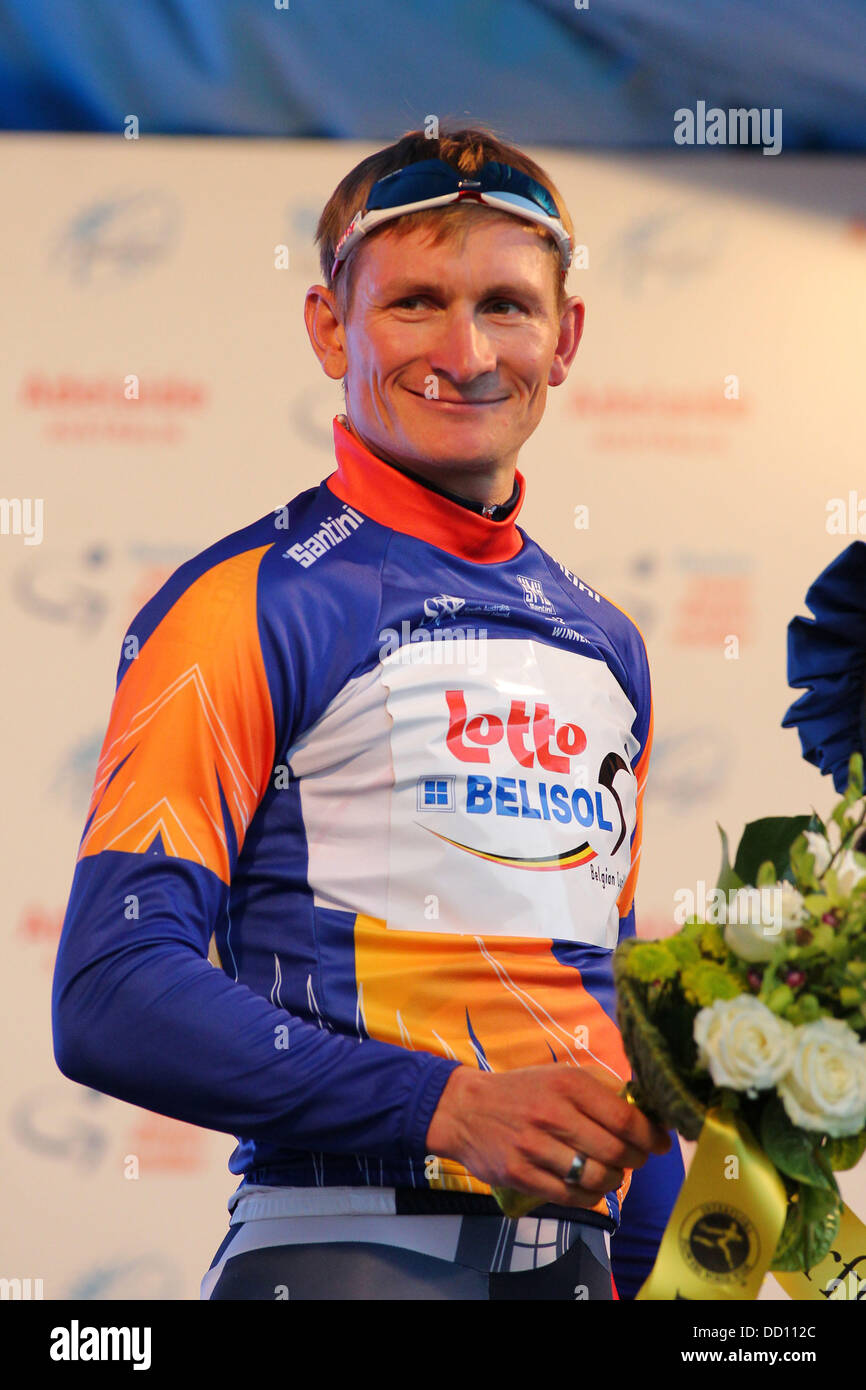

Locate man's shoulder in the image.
[523,535,648,655]
[111,481,380,684]
[135,480,384,632]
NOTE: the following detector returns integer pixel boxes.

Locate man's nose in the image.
[429,308,498,383]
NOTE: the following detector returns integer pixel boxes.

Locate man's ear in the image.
[304,285,347,382]
[549,296,585,388]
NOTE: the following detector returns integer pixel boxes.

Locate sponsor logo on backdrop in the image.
[64,1255,182,1301]
[11,1082,206,1174]
[569,382,746,455]
[648,728,728,806]
[20,372,206,444]
[609,204,724,296]
[12,546,189,820]
[11,1085,109,1166]
[16,905,66,970]
[11,542,190,631]
[54,190,180,284]
[586,549,754,648]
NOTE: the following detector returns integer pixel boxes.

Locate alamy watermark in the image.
[379,622,488,670]
[0,497,43,545]
[674,102,782,156]
[674,882,784,931]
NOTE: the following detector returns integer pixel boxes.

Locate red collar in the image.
[324,415,525,563]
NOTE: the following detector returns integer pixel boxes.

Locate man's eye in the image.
[487,300,523,314]
[394,296,428,309]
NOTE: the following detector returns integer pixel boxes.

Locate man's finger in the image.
[563,1065,671,1154]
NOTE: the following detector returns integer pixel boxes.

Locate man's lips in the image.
[404,387,507,407]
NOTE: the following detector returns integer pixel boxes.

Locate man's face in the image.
[308,213,584,477]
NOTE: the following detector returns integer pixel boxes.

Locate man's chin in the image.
[396,394,511,460]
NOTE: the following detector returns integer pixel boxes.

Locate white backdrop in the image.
[2,133,864,1299]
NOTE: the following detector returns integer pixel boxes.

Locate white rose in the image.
[694,996,795,1097]
[723,883,806,962]
[778,1017,866,1137]
[804,826,866,895]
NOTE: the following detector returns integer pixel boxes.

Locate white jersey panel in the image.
[287,665,393,916]
[288,637,638,947]
[380,638,638,947]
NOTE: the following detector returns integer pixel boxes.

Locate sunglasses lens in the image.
[366,160,460,210]
[480,162,559,218]
[366,159,559,221]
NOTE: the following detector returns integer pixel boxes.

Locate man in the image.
[52,125,681,1301]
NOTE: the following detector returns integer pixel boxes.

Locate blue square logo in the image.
[416,775,455,812]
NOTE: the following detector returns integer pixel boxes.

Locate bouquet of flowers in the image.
[615,751,866,1280]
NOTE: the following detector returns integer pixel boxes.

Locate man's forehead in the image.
[357,218,557,298]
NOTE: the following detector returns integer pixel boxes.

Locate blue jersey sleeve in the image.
[51,529,460,1159]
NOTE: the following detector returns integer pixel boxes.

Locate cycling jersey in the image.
[52,412,653,1231]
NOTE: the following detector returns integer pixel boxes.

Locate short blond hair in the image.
[315,122,574,321]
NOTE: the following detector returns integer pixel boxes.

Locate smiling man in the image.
[307,208,580,504]
[52,126,681,1303]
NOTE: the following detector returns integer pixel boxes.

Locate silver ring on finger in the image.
[564,1151,588,1186]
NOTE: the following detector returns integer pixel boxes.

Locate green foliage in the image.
[770,1182,842,1273]
[680,960,742,1008]
[613,941,708,1142]
[698,921,728,961]
[760,1097,837,1191]
[761,1102,845,1273]
[624,941,680,984]
[615,764,866,1273]
[666,934,702,967]
[785,992,823,1025]
[823,1129,866,1171]
[765,983,794,1015]
[846,751,865,800]
[790,833,819,890]
[756,858,778,888]
[716,823,744,894]
[732,816,812,887]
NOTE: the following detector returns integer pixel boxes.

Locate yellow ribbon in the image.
[637,1107,788,1301]
[775,1203,866,1301]
[494,1095,866,1301]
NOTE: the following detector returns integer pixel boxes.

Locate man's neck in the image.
[384,455,520,521]
[339,414,517,516]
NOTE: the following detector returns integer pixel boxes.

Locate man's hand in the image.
[425,1063,671,1211]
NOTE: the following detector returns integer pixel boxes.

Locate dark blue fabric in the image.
[1,0,864,147]
[610,1135,685,1298]
[782,541,866,793]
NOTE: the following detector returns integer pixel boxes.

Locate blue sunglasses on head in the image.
[331,158,572,280]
